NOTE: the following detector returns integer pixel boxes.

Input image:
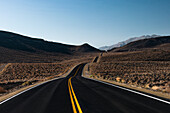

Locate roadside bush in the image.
[21,81,32,86]
[0,86,6,93]
[90,61,170,92]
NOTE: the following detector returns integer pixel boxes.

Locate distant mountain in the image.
[99,35,160,51]
[110,36,170,52]
[0,30,100,63]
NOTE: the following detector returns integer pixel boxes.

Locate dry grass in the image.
[83,64,170,99]
[104,50,170,61]
[0,56,93,98]
[0,62,80,102]
[0,56,93,83]
[0,86,6,93]
[89,51,170,93]
[0,63,73,83]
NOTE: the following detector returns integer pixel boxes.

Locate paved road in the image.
[92,56,99,63]
[0,63,170,113]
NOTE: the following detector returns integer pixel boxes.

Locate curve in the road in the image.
[0,63,170,113]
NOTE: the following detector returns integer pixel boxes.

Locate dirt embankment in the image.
[87,52,170,98]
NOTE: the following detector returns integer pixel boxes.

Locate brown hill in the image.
[0,31,100,63]
[110,36,170,52]
[0,31,100,54]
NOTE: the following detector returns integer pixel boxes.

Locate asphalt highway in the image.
[0,63,170,113]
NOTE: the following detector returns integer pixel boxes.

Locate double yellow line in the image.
[68,66,83,113]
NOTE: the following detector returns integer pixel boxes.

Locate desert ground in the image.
[0,54,95,96]
[89,51,170,94]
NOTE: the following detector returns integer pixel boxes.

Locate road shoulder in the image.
[82,63,170,100]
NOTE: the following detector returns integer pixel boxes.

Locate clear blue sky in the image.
[0,0,170,48]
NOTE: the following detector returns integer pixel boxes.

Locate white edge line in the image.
[0,64,81,105]
[82,73,170,105]
[0,77,63,105]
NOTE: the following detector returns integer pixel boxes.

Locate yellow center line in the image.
[74,66,81,77]
[68,66,83,113]
[69,77,83,113]
[68,78,77,113]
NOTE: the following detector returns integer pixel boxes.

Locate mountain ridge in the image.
[0,30,100,63]
[99,35,160,51]
[110,36,170,52]
[0,30,100,54]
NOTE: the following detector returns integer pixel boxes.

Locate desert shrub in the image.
[90,61,170,92]
[89,75,94,78]
[0,63,73,83]
[100,50,170,62]
[21,81,32,86]
[0,86,6,93]
[0,56,94,83]
[46,76,55,80]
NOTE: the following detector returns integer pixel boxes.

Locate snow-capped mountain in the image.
[99,35,160,51]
